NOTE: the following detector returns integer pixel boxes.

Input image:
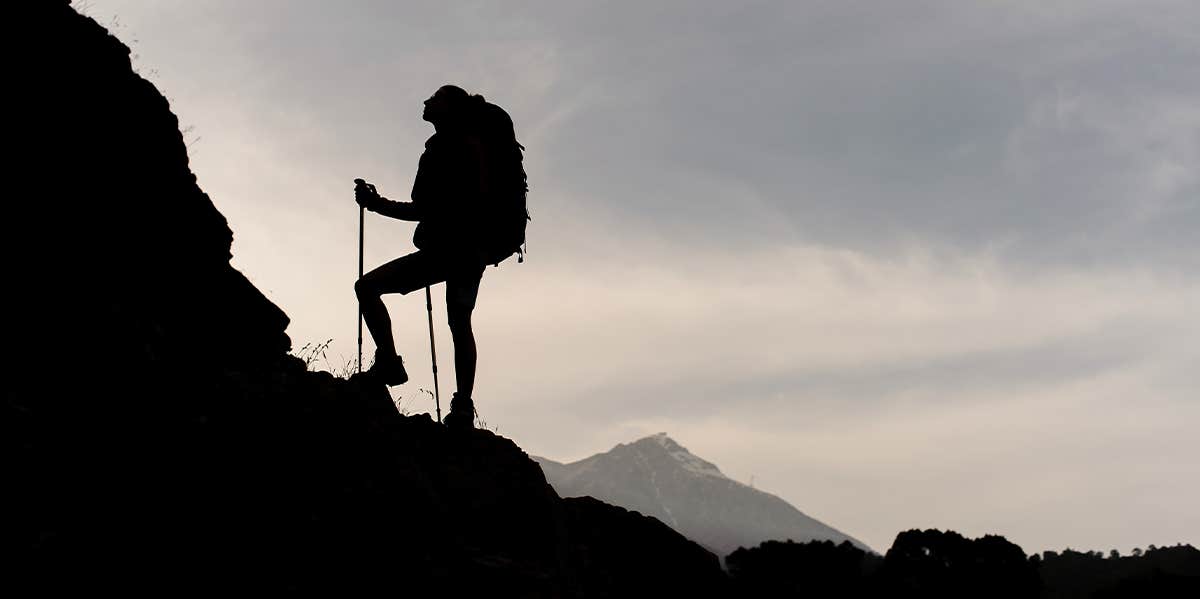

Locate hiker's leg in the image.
[355,281,395,358]
[446,262,485,398]
[446,304,477,399]
[355,251,439,359]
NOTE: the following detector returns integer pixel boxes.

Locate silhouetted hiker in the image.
[355,84,528,430]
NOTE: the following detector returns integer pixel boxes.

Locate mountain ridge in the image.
[535,433,872,557]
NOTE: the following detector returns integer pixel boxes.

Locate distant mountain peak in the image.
[631,433,726,479]
[536,433,871,557]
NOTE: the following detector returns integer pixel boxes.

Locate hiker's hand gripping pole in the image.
[354,178,380,210]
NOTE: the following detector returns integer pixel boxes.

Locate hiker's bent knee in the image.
[354,277,377,300]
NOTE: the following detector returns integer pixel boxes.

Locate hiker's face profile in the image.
[422,89,454,124]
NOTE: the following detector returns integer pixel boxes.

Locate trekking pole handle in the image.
[354,178,377,194]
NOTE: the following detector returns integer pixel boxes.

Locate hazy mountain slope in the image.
[536,433,870,557]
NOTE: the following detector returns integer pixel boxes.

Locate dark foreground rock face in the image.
[8,2,726,596]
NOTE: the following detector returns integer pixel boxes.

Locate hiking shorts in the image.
[358,249,486,312]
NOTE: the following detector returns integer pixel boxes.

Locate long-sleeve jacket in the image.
[370,131,487,252]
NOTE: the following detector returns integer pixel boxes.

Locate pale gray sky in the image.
[85,0,1198,553]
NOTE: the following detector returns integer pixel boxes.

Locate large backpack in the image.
[476,100,529,264]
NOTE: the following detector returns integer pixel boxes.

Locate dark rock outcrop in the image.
[8,2,725,596]
[564,496,725,594]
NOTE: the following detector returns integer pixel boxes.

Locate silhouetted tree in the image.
[881,529,1039,598]
[1038,544,1200,598]
[727,539,882,598]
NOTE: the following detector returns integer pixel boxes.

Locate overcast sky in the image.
[84,0,1197,554]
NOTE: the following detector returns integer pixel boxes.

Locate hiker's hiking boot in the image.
[369,351,408,386]
[443,393,475,431]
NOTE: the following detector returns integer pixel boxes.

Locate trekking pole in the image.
[425,286,441,422]
[352,204,362,372]
[354,179,366,374]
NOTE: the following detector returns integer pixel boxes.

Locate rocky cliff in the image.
[7,3,725,596]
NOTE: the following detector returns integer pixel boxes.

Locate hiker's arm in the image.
[368,196,423,221]
[356,182,423,221]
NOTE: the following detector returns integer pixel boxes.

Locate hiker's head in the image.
[423,85,478,129]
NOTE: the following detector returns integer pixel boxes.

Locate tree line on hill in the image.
[726,530,1198,598]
